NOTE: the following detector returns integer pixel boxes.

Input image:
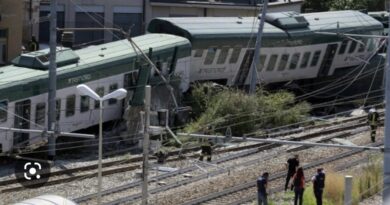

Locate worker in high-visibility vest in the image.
[367,108,379,143]
[199,126,213,162]
[199,137,212,162]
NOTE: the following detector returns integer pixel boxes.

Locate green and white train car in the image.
[148,10,384,86]
[0,34,191,154]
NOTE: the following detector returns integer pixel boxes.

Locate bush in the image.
[185,84,311,136]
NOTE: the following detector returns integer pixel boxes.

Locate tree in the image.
[331,0,385,11]
[184,84,311,136]
[302,0,385,13]
[301,0,333,12]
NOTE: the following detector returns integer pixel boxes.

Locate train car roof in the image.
[0,34,190,90]
[148,10,383,42]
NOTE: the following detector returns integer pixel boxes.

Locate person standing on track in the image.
[285,154,300,191]
[312,168,325,205]
[199,126,213,162]
[291,167,305,205]
[257,172,269,205]
[367,108,379,143]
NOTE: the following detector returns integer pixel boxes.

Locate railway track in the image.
[0,113,373,193]
[74,118,377,204]
[211,156,372,205]
[179,142,383,205]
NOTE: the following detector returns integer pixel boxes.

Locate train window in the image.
[257,55,267,72]
[278,54,289,71]
[289,53,300,70]
[66,95,76,117]
[194,49,204,58]
[358,39,368,52]
[35,103,45,125]
[339,40,348,54]
[310,51,321,67]
[95,87,104,109]
[229,47,241,64]
[217,47,229,64]
[204,47,217,65]
[267,55,278,71]
[300,52,311,68]
[56,99,61,121]
[368,39,376,51]
[80,96,90,113]
[348,41,357,53]
[109,84,118,105]
[0,101,7,122]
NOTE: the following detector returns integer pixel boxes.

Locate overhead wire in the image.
[2,5,388,155]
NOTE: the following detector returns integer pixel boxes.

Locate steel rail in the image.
[179,142,383,205]
[226,156,373,205]
[95,121,376,205]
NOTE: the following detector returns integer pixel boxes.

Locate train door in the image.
[318,44,338,77]
[13,100,31,147]
[233,49,254,86]
[123,70,139,106]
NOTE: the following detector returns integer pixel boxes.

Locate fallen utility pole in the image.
[178,133,383,151]
[142,85,151,205]
[48,0,57,160]
[0,127,95,138]
[249,0,268,95]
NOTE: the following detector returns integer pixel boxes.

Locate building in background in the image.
[0,1,24,64]
[145,0,303,24]
[38,0,144,47]
[22,0,41,47]
[35,0,302,48]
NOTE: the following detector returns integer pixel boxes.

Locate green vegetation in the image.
[185,83,311,136]
[250,158,383,205]
[302,0,385,12]
[303,158,382,205]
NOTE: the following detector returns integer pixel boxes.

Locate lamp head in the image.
[76,84,101,101]
[102,88,127,101]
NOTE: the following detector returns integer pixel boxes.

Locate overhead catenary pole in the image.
[249,0,268,95]
[97,100,103,205]
[48,0,57,160]
[382,8,390,204]
[142,85,151,205]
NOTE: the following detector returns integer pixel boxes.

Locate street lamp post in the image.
[76,84,127,205]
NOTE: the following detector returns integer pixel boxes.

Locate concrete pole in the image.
[383,8,390,204]
[97,100,103,205]
[344,175,353,205]
[248,0,268,95]
[142,85,151,205]
[48,0,57,160]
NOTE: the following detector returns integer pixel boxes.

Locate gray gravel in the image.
[0,125,382,204]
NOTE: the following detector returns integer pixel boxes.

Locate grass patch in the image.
[303,158,382,205]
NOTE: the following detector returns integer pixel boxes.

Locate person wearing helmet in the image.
[367,108,379,142]
[199,126,213,162]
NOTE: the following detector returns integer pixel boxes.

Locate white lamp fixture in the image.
[76,84,127,205]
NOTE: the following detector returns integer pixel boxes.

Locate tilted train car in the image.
[0,10,385,155]
[148,10,384,87]
[0,34,191,155]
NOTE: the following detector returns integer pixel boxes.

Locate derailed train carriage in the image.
[0,10,386,155]
[148,10,385,97]
[0,34,191,155]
